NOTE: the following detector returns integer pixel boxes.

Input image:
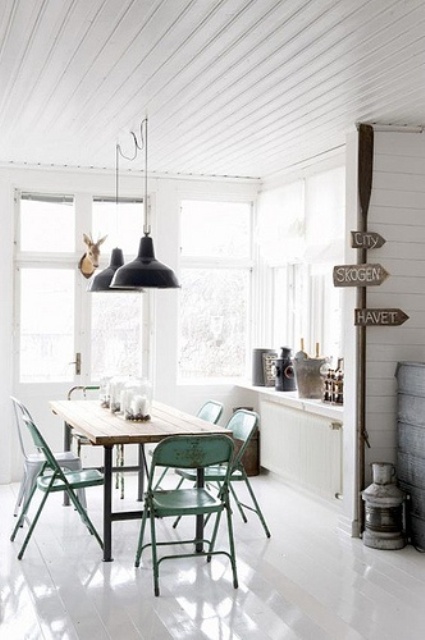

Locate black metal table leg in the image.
[195,468,205,552]
[63,421,72,506]
[137,444,145,501]
[64,421,72,452]
[103,445,113,562]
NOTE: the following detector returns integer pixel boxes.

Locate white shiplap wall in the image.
[365,131,425,472]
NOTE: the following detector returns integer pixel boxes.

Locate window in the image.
[178,200,253,381]
[20,193,75,252]
[19,268,75,383]
[258,167,345,364]
[15,192,144,384]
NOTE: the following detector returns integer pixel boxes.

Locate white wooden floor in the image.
[1,472,425,640]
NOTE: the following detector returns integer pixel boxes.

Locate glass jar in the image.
[109,375,132,413]
[122,377,152,421]
[99,375,112,408]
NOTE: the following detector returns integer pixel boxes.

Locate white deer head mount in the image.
[78,233,107,279]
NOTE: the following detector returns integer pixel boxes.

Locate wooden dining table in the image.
[50,399,231,561]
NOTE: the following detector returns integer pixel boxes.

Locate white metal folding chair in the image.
[11,396,87,515]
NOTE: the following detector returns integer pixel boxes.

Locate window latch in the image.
[69,352,81,375]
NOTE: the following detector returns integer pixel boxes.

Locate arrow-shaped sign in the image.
[354,308,409,326]
[333,263,390,287]
[351,231,386,250]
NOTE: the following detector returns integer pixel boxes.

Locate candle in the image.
[131,395,147,417]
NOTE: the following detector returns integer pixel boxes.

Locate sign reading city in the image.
[333,263,390,287]
[350,231,386,249]
[354,308,409,327]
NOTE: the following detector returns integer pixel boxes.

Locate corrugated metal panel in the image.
[1,0,425,177]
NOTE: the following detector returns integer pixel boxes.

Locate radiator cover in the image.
[260,400,343,501]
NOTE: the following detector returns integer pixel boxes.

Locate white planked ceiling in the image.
[1,0,425,179]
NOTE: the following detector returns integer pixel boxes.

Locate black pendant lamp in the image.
[88,145,129,292]
[87,247,125,291]
[111,118,180,290]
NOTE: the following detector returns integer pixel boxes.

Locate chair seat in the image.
[37,469,104,492]
[152,487,223,516]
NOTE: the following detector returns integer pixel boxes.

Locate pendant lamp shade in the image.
[111,235,179,289]
[110,117,180,290]
[87,247,125,292]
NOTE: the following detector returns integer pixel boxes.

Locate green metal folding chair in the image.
[135,434,238,596]
[11,414,104,560]
[151,400,224,490]
[173,409,271,538]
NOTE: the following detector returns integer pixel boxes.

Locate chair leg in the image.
[207,510,223,558]
[149,506,160,596]
[77,487,87,510]
[171,477,192,528]
[224,496,239,588]
[134,500,149,567]
[13,473,28,517]
[242,474,271,538]
[11,476,54,560]
[65,486,103,549]
[119,445,125,499]
[115,446,120,490]
[10,482,37,542]
[115,445,125,499]
[152,467,169,490]
[22,465,43,514]
[229,483,248,523]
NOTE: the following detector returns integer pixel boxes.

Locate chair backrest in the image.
[11,396,35,459]
[225,409,259,468]
[67,385,100,400]
[151,434,234,479]
[196,400,224,424]
[21,414,62,474]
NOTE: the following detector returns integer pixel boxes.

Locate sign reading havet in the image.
[333,263,390,287]
[354,308,409,326]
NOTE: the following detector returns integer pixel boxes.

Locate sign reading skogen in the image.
[333,263,390,287]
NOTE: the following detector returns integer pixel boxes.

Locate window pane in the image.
[92,199,143,256]
[273,264,308,355]
[20,195,74,252]
[180,201,251,258]
[178,268,249,379]
[91,293,143,379]
[19,269,74,382]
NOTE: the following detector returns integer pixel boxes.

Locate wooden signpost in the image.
[354,308,409,326]
[333,263,389,287]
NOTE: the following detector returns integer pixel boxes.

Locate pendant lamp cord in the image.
[115,117,150,237]
[143,118,150,236]
[115,143,119,207]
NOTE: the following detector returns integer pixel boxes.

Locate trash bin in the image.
[233,406,260,476]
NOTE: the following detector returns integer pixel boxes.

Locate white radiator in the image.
[260,400,343,501]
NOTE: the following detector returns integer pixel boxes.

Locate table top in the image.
[50,400,231,446]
